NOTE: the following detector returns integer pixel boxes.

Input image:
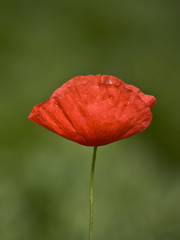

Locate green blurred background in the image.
[0,0,180,239]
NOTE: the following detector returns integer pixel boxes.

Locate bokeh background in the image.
[0,0,180,239]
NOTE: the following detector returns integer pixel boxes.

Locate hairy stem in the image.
[89,146,98,240]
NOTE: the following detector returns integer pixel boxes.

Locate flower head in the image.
[28,75,156,146]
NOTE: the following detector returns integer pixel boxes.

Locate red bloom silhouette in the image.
[28,75,156,146]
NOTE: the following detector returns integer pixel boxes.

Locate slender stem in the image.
[89,146,98,240]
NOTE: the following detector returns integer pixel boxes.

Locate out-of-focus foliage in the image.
[0,0,180,239]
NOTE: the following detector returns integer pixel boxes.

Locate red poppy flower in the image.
[28,75,156,146]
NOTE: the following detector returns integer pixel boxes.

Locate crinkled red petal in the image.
[28,75,156,146]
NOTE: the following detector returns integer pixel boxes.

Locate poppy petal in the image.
[28,75,156,146]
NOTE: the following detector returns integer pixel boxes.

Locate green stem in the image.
[89,146,98,240]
